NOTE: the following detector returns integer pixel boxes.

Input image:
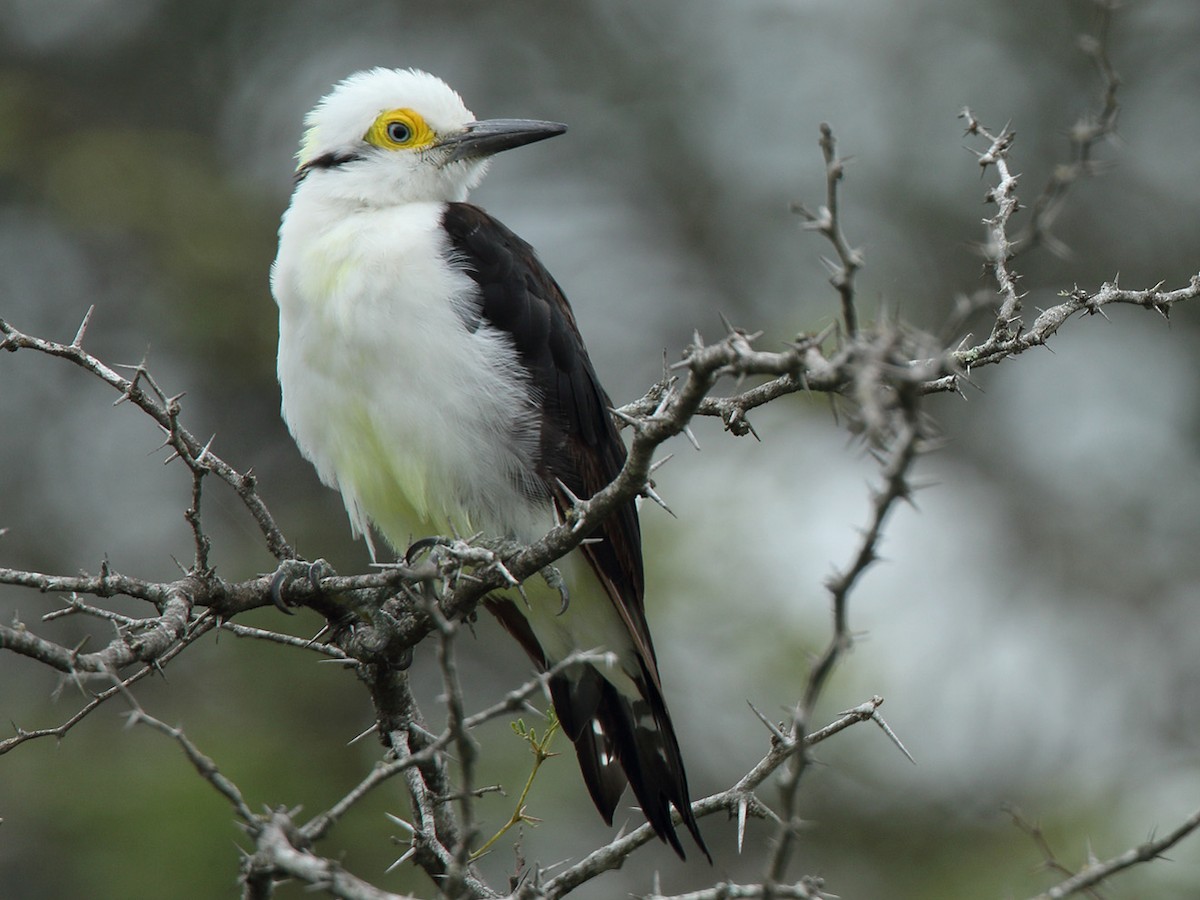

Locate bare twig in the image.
[1015,0,1121,259]
[1023,805,1200,899]
[642,880,828,900]
[793,124,864,337]
[245,809,429,900]
[125,705,257,824]
[959,110,1025,342]
[420,580,481,890]
[931,275,1200,391]
[804,417,922,713]
[0,597,209,754]
[217,620,352,659]
[0,314,295,561]
[757,397,923,893]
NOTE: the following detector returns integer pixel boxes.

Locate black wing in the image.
[440,202,707,860]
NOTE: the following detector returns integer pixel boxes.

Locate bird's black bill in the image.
[440,118,567,163]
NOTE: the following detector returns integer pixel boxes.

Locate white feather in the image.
[274,197,545,549]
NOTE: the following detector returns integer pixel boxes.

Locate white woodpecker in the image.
[271,67,706,859]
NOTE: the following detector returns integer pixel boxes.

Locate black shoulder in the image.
[440,203,586,418]
[440,201,644,598]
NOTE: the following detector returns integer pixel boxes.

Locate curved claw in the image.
[269,565,299,616]
[404,536,450,565]
[308,557,335,591]
[268,558,338,615]
[538,564,570,616]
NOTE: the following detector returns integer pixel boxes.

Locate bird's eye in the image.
[386,121,412,144]
[365,108,435,150]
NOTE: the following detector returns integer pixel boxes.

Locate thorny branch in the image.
[761,422,923,896]
[942,0,1122,336]
[1015,0,1121,260]
[643,881,826,900]
[1023,804,1200,900]
[0,310,296,562]
[3,255,946,899]
[3,185,1198,900]
[793,123,863,338]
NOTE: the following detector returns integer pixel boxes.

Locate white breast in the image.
[272,192,548,555]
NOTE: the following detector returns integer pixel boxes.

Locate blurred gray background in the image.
[2,0,1199,897]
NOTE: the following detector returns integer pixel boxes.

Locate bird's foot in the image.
[465,537,529,597]
[267,557,336,614]
[467,538,568,612]
[538,563,570,614]
[409,535,523,589]
[403,536,451,565]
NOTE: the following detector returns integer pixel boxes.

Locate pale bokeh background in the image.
[2,1,1200,897]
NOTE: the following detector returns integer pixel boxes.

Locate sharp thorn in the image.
[386,846,417,872]
[746,700,788,743]
[642,484,676,518]
[347,722,379,745]
[72,305,96,348]
[385,812,415,834]
[872,710,916,764]
[648,453,674,474]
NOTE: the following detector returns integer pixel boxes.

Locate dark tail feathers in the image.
[549,665,709,861]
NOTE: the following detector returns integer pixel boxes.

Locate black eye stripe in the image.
[294,151,363,183]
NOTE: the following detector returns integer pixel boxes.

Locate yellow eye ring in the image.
[365,108,436,150]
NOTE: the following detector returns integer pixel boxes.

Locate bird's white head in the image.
[293,67,565,206]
